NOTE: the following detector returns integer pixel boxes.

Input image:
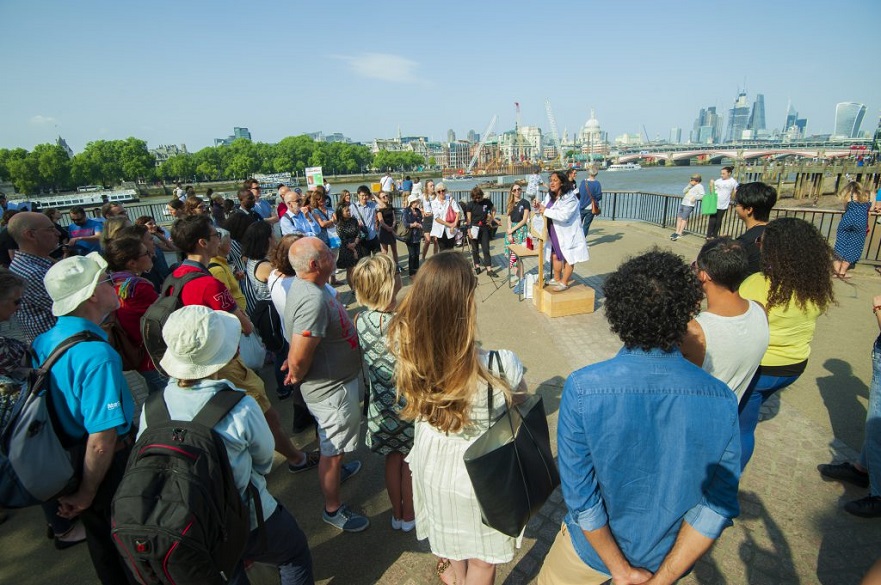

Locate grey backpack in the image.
[0,332,100,508]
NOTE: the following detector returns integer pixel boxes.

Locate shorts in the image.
[537,524,611,585]
[304,377,362,456]
[678,204,695,221]
[216,355,271,412]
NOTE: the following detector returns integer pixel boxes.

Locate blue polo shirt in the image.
[67,218,103,254]
[31,316,133,439]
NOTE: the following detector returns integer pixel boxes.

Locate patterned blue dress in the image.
[834,201,871,264]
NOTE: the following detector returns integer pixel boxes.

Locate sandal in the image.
[288,450,320,474]
[553,283,570,292]
[436,558,456,585]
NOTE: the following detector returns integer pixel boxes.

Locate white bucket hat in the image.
[44,252,109,316]
[159,305,241,380]
[407,193,420,204]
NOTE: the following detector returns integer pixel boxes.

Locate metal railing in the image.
[447,188,881,264]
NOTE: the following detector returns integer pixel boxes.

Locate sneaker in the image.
[844,496,881,518]
[391,516,402,530]
[399,519,416,532]
[818,462,869,488]
[288,450,320,474]
[323,504,370,532]
[669,232,678,238]
[670,234,679,241]
[340,460,362,483]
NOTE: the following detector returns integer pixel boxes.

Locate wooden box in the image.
[537,283,595,318]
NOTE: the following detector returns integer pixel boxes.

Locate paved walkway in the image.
[2,220,880,584]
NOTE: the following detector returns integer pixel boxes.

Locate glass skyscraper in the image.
[834,102,866,138]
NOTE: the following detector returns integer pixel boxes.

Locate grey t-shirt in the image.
[284,277,361,401]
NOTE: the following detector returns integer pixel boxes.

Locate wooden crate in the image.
[538,283,596,317]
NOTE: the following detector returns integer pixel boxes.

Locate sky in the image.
[1,0,879,154]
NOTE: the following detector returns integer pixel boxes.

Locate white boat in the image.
[607,163,642,171]
[12,188,140,210]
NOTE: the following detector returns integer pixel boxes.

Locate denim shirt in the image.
[558,347,741,574]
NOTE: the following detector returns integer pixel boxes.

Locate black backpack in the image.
[141,271,211,377]
[111,388,262,585]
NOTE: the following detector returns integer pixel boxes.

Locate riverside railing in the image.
[56,189,881,264]
[450,188,880,264]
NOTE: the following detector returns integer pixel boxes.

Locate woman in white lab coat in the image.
[539,171,590,291]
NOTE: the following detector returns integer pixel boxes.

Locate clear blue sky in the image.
[1,0,879,153]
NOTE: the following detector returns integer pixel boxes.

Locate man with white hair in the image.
[284,237,368,533]
[33,252,136,584]
[7,211,62,343]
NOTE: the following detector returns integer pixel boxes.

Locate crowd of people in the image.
[0,172,878,585]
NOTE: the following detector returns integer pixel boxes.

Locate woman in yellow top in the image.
[738,217,835,469]
[207,227,247,311]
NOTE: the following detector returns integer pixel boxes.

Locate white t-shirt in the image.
[694,300,769,402]
[412,182,423,198]
[682,184,705,207]
[713,177,739,209]
[380,175,394,193]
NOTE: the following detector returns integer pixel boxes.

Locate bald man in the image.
[8,212,62,343]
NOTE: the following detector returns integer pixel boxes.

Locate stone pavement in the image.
[2,220,880,584]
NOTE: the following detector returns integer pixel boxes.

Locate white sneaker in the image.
[391,516,402,530]
[399,519,415,532]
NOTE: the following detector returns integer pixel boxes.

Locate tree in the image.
[6,150,40,194]
[33,143,71,191]
[158,154,196,181]
[118,137,156,182]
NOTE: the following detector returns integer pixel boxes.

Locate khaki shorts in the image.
[216,355,271,413]
[537,523,610,585]
[304,377,361,456]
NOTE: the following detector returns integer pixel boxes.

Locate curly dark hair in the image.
[603,248,702,351]
[760,217,834,312]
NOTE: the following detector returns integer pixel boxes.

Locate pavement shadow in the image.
[588,232,624,247]
[816,358,869,447]
[733,490,800,584]
[535,375,566,418]
[815,506,878,585]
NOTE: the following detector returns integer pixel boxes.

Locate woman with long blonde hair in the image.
[388,252,527,585]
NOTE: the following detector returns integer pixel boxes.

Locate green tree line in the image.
[0,136,427,194]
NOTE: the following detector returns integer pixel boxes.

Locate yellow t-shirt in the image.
[738,273,822,367]
[208,256,247,312]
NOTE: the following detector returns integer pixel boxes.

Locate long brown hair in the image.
[388,252,509,433]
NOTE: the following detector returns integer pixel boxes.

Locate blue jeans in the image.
[229,505,314,585]
[738,372,802,470]
[858,337,881,496]
[580,208,595,237]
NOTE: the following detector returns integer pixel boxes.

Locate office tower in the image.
[834,102,867,138]
[233,127,251,140]
[669,127,681,144]
[447,129,456,143]
[784,100,798,131]
[467,129,477,143]
[748,94,766,132]
[726,91,750,142]
[692,106,722,143]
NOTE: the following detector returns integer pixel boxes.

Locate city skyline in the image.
[1,0,879,153]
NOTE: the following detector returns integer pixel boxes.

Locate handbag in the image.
[700,187,718,215]
[327,225,341,249]
[591,197,601,216]
[395,213,412,240]
[463,351,560,538]
[238,333,266,370]
[444,202,457,224]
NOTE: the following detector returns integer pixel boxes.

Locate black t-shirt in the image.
[0,228,18,267]
[466,198,494,226]
[509,198,530,223]
[736,224,766,275]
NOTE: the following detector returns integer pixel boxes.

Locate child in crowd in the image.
[350,254,414,531]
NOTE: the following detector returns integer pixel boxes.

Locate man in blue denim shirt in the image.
[538,250,741,585]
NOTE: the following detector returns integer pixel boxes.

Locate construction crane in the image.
[545,99,566,169]
[465,114,497,174]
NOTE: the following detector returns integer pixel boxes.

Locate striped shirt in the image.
[9,252,56,344]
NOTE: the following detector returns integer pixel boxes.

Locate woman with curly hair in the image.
[388,252,527,585]
[738,217,835,469]
[538,170,589,291]
[832,181,872,279]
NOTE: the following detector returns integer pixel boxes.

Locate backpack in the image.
[250,272,285,353]
[111,388,262,585]
[0,332,101,508]
[141,271,211,377]
[102,310,145,371]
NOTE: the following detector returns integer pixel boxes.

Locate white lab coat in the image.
[542,190,590,265]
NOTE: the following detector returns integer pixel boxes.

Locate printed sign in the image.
[305,167,324,191]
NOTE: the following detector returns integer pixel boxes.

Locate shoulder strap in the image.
[37,331,104,372]
[192,388,246,428]
[207,262,222,270]
[161,270,211,297]
[144,388,171,427]
[485,350,500,423]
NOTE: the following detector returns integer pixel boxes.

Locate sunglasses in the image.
[437,189,447,193]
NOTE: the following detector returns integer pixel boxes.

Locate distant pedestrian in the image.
[577,167,602,238]
[706,166,738,239]
[401,175,413,195]
[380,172,395,195]
[465,186,495,275]
[420,180,438,260]
[671,173,704,241]
[832,181,872,280]
[525,170,545,199]
[351,185,381,256]
[733,182,777,274]
[402,194,424,276]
